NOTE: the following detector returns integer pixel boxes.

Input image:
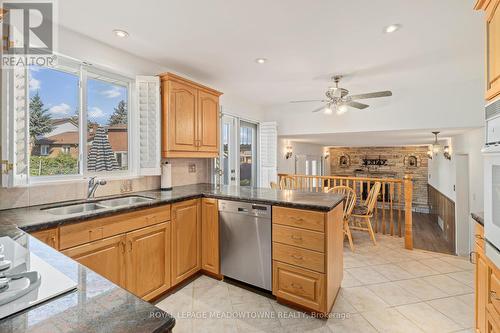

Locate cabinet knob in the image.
[491,291,499,301]
[469,251,477,264]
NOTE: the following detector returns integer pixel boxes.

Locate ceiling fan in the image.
[290,75,392,115]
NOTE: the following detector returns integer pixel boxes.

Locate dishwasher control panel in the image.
[218,200,271,218]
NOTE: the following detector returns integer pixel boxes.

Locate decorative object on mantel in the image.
[362,156,388,166]
[404,155,418,168]
[443,146,451,160]
[285,145,293,159]
[339,154,350,168]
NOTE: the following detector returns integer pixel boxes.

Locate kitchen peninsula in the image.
[0,184,344,331]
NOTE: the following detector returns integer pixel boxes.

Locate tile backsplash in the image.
[0,158,212,210]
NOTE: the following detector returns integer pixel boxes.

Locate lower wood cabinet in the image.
[31,227,59,250]
[171,199,201,286]
[477,246,488,333]
[201,198,219,275]
[62,234,126,288]
[125,222,171,299]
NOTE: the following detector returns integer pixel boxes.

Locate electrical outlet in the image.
[121,179,133,193]
[188,164,196,173]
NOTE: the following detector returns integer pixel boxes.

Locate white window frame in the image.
[40,145,50,156]
[25,55,136,184]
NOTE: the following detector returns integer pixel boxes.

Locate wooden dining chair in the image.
[328,185,357,251]
[279,176,297,190]
[350,182,381,245]
[270,181,278,189]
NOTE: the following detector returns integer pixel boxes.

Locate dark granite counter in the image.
[0,184,344,233]
[0,184,343,331]
[0,225,174,332]
[472,212,484,226]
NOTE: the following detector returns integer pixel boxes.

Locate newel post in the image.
[403,175,413,250]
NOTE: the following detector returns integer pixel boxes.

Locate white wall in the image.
[428,127,485,254]
[277,139,325,174]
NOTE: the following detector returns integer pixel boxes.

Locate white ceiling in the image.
[57,0,483,107]
[281,128,475,147]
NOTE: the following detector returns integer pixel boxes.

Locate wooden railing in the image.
[277,173,414,250]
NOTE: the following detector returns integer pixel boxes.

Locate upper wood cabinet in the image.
[476,0,500,100]
[171,199,202,286]
[201,198,219,275]
[160,73,222,158]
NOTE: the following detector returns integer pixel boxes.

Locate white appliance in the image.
[0,236,77,319]
[483,151,500,268]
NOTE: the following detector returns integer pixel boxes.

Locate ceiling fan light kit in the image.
[290,75,393,115]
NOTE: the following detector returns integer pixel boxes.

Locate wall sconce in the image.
[427,147,433,159]
[443,146,451,160]
[285,145,293,159]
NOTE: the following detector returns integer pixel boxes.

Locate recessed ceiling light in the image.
[255,58,267,64]
[113,29,129,38]
[383,24,401,33]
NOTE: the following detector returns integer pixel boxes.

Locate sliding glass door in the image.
[218,115,258,187]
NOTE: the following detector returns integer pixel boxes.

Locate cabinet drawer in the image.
[31,227,59,250]
[273,224,324,252]
[273,242,324,273]
[490,267,500,316]
[273,261,325,312]
[487,309,500,333]
[273,207,324,232]
[475,222,485,251]
[60,205,170,250]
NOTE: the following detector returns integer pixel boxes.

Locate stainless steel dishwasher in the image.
[219,200,272,291]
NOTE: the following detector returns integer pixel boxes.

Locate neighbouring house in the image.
[107,124,128,169]
[32,118,79,158]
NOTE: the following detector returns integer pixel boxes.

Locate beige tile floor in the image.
[155,231,475,333]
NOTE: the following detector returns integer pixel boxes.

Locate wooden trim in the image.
[404,175,413,250]
[475,0,491,10]
[161,150,219,158]
[159,72,223,96]
[427,184,456,254]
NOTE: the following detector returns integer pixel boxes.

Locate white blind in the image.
[259,121,278,188]
[136,76,161,175]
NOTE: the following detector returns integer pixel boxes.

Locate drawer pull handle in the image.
[291,217,304,223]
[469,251,477,264]
[475,234,484,240]
[120,241,126,254]
[128,240,133,252]
[491,291,499,301]
[291,235,303,241]
[291,283,303,289]
[292,254,303,260]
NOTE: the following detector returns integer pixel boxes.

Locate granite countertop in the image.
[0,183,345,233]
[0,225,174,332]
[472,212,484,226]
[0,184,344,331]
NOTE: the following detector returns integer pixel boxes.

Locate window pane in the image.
[239,121,257,186]
[28,66,80,176]
[86,77,128,172]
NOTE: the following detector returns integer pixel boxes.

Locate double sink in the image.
[42,196,154,216]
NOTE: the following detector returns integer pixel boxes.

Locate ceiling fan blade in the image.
[349,91,392,100]
[290,99,328,103]
[311,105,327,113]
[346,101,369,109]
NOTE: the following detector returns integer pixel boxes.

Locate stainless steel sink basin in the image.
[97,196,154,208]
[43,203,107,215]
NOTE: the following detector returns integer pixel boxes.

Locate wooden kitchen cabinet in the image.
[171,199,201,286]
[31,227,59,250]
[160,73,222,158]
[201,198,219,276]
[125,222,171,300]
[475,0,500,100]
[476,246,488,333]
[62,235,126,288]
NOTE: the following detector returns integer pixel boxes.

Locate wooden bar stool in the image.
[328,185,357,251]
[350,182,381,245]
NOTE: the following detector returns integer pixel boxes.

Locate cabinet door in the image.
[171,199,201,286]
[197,90,219,153]
[31,228,59,250]
[167,81,198,151]
[62,235,126,288]
[125,222,171,300]
[201,198,219,275]
[477,250,488,333]
[486,0,500,100]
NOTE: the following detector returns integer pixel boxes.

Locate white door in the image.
[220,115,237,186]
